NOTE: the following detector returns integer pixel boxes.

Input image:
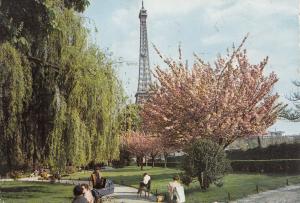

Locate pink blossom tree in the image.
[122,131,151,170]
[147,137,163,167]
[141,36,285,148]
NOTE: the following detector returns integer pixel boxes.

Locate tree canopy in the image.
[0,0,124,173]
[281,80,300,121]
[141,37,284,148]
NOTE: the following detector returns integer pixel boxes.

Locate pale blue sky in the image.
[84,0,300,135]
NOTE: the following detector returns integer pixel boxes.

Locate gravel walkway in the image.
[17,177,157,203]
[233,184,300,203]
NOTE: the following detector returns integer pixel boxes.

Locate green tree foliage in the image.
[119,104,142,132]
[116,103,142,168]
[281,80,300,121]
[182,139,230,190]
[0,0,90,51]
[0,0,124,173]
[0,43,32,170]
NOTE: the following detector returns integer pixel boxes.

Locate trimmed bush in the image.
[227,143,300,160]
[182,139,231,190]
[231,159,300,173]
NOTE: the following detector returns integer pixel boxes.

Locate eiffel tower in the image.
[135,1,152,104]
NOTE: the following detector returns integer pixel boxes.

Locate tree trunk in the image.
[33,145,38,169]
[6,145,12,172]
[163,152,168,168]
[198,172,210,190]
[152,157,155,168]
[136,156,140,167]
[257,136,262,148]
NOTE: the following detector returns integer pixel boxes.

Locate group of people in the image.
[72,167,185,203]
[137,173,185,203]
[72,167,104,203]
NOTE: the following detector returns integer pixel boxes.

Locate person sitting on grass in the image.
[168,175,185,203]
[81,184,94,203]
[72,185,88,203]
[137,173,151,194]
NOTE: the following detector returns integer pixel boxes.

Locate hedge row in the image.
[153,162,181,168]
[231,159,300,173]
[227,143,300,160]
[166,156,185,163]
[154,160,300,173]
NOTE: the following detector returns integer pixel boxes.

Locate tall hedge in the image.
[231,160,300,173]
[227,143,300,160]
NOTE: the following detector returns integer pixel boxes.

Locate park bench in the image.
[92,178,115,203]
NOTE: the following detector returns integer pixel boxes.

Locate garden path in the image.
[233,184,300,203]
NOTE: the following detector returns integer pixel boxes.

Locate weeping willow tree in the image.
[0,0,124,173]
[0,43,32,170]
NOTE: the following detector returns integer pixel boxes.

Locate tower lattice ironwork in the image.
[135,1,152,104]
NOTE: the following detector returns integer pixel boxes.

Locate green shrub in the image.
[180,173,193,186]
[182,139,231,190]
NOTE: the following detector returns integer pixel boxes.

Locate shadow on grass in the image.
[0,183,74,201]
[0,185,53,199]
[1,186,45,193]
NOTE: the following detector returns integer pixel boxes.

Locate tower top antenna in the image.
[142,1,144,9]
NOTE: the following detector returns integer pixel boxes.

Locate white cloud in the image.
[112,8,130,26]
[143,0,212,16]
[203,0,296,25]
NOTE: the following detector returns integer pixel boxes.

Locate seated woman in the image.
[137,173,151,194]
[89,167,105,189]
[168,175,185,203]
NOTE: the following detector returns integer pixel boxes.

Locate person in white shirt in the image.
[168,175,185,203]
[137,173,151,194]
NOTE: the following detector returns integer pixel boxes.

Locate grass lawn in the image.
[0,181,74,203]
[1,166,300,203]
[66,166,300,203]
